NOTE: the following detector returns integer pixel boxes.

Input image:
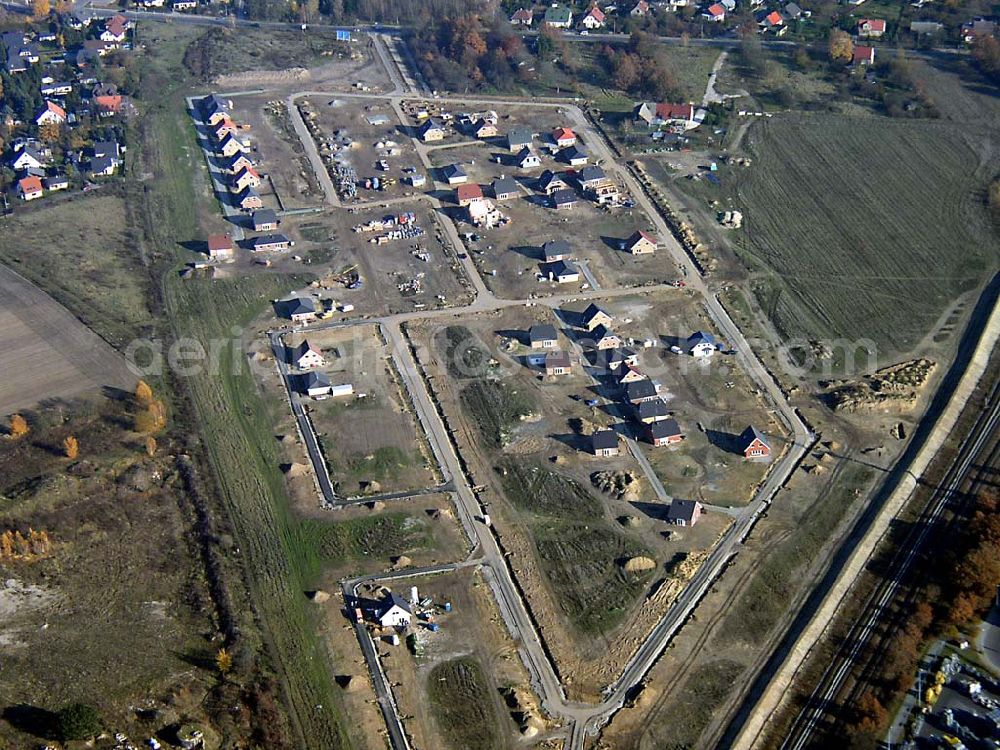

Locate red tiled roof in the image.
[552,127,575,141]
[94,95,122,113]
[511,8,532,21]
[585,6,605,21]
[655,102,694,120]
[456,183,484,201]
[766,10,783,24]
[18,176,43,193]
[707,3,725,15]
[41,100,66,119]
[859,18,886,31]
[853,45,875,62]
[207,234,233,252]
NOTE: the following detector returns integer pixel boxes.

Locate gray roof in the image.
[420,118,443,132]
[381,591,411,615]
[443,163,466,178]
[625,379,657,401]
[666,498,699,523]
[551,188,577,206]
[493,177,518,195]
[517,147,539,163]
[250,233,291,248]
[740,425,770,450]
[648,418,683,440]
[529,323,558,342]
[582,302,610,322]
[542,239,572,259]
[92,140,120,159]
[578,165,606,183]
[562,144,588,161]
[635,399,669,421]
[547,259,579,277]
[591,325,617,342]
[545,350,572,367]
[281,297,317,317]
[507,127,533,147]
[90,156,115,173]
[253,208,278,226]
[593,347,635,368]
[538,170,566,189]
[200,93,230,115]
[687,330,716,348]
[591,430,619,450]
[783,2,802,16]
[301,370,331,391]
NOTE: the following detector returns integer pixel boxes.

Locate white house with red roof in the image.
[551,127,577,148]
[857,18,886,37]
[759,9,786,33]
[35,100,66,126]
[703,2,726,21]
[579,5,606,28]
[634,101,698,130]
[624,230,657,255]
[630,0,650,16]
[510,8,533,25]
[17,175,44,201]
[852,45,876,65]
[100,15,130,43]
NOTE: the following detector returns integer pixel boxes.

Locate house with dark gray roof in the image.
[507,127,533,153]
[542,239,572,263]
[625,379,659,404]
[667,499,702,526]
[529,323,559,348]
[591,430,620,457]
[646,418,684,447]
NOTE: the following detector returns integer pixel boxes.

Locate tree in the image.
[9,414,28,438]
[134,379,154,405]
[828,29,853,63]
[972,35,1000,84]
[216,647,233,675]
[31,0,49,18]
[144,436,157,457]
[56,703,101,741]
[63,435,78,459]
[38,120,61,143]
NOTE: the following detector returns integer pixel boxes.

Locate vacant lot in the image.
[0,265,134,415]
[0,195,153,349]
[428,657,505,750]
[719,114,997,363]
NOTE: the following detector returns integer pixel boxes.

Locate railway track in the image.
[781,378,1000,750]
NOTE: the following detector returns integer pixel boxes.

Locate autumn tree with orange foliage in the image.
[31,0,49,18]
[0,529,52,560]
[144,436,157,456]
[134,380,154,406]
[8,414,29,438]
[63,435,79,459]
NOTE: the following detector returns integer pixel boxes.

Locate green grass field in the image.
[725,113,997,364]
[459,379,536,449]
[427,657,505,750]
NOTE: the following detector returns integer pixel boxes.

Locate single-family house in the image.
[299,370,332,398]
[783,2,803,19]
[593,347,638,371]
[625,378,659,403]
[442,163,468,185]
[230,165,262,193]
[280,297,318,322]
[101,15,129,43]
[201,94,232,125]
[10,148,45,172]
[542,239,573,262]
[173,0,198,9]
[492,176,519,201]
[237,187,263,211]
[213,116,240,140]
[471,119,497,139]
[35,100,67,126]
[517,148,542,170]
[551,188,577,210]
[250,233,293,252]
[94,94,124,117]
[89,156,117,177]
[44,174,69,191]
[579,5,606,28]
[687,331,717,357]
[909,20,943,35]
[545,259,580,283]
[252,209,279,232]
[624,230,657,255]
[634,101,697,129]
[552,127,577,148]
[562,144,589,166]
[419,118,445,142]
[759,10,785,33]
[206,233,235,260]
[507,127,533,153]
[290,340,325,369]
[581,303,613,331]
[631,0,650,15]
[667,499,702,526]
[529,323,559,348]
[591,430,620,457]
[961,18,996,43]
[510,8,534,25]
[635,398,670,424]
[703,3,726,21]
[40,81,73,96]
[16,176,43,201]
[852,45,876,65]
[227,153,255,174]
[218,132,250,157]
[544,350,573,376]
[646,418,684,447]
[92,140,122,162]
[577,164,607,190]
[739,425,771,459]
[857,18,886,37]
[537,170,568,195]
[590,325,622,350]
[409,173,427,187]
[544,5,573,27]
[82,39,119,57]
[377,592,412,628]
[456,183,484,207]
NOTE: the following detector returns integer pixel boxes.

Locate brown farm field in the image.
[682,113,998,367]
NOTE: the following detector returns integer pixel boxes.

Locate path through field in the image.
[0,264,134,414]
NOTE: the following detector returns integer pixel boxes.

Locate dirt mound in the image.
[361,480,382,494]
[281,462,309,477]
[591,471,642,500]
[823,359,935,413]
[335,674,359,691]
[622,556,656,573]
[308,590,331,603]
[392,555,412,569]
[504,436,546,455]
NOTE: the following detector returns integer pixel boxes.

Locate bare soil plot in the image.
[669,113,999,367]
[0,265,134,415]
[290,325,439,497]
[363,566,541,750]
